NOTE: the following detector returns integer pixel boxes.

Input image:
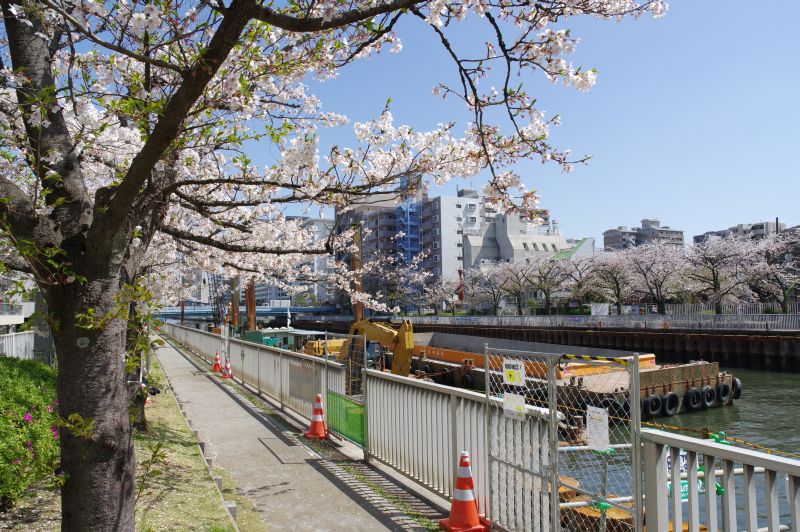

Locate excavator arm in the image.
[340,318,415,376]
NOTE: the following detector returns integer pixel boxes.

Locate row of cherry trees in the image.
[415,233,799,315]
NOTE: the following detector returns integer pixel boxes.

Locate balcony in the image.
[0,303,25,326]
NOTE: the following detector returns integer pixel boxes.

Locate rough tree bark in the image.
[48,279,135,531]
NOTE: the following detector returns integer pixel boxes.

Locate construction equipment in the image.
[340,319,415,377]
[304,338,347,357]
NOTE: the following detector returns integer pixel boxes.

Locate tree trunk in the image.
[615,302,622,315]
[657,301,666,315]
[49,279,135,531]
[714,301,722,315]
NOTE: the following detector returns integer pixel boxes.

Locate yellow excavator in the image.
[338,318,415,376]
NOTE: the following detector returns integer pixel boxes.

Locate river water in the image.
[668,367,800,455]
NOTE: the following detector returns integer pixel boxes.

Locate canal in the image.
[667,367,800,455]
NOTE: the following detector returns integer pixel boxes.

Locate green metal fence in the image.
[326,390,365,447]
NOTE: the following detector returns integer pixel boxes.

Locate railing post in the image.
[630,354,643,532]
[643,438,668,532]
[484,343,493,521]
[547,357,560,532]
[279,351,285,411]
[450,389,458,488]
[362,332,369,462]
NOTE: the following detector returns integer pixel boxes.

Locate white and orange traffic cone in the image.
[212,351,222,373]
[221,354,233,380]
[439,451,490,532]
[304,394,328,440]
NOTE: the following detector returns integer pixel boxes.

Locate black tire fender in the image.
[645,395,663,418]
[685,387,703,411]
[701,385,716,408]
[662,392,680,417]
[716,382,731,403]
[731,377,743,400]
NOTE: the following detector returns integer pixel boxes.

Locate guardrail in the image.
[643,429,800,531]
[303,314,800,332]
[160,323,346,420]
[0,331,34,359]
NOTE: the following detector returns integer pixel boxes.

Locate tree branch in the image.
[251,0,420,33]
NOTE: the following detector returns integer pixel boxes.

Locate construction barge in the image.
[409,331,741,421]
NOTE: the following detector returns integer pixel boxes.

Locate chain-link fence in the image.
[485,347,642,532]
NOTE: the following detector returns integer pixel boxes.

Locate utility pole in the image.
[246,278,256,331]
[352,223,364,322]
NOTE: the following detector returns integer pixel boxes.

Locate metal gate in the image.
[485,347,642,532]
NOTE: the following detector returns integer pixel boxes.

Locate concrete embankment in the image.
[295,320,800,372]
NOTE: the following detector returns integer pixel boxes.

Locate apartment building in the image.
[603,219,684,250]
[693,220,786,243]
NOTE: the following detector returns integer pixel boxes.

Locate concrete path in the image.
[155,340,399,531]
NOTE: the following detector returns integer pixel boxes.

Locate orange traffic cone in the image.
[212,352,222,373]
[304,394,328,440]
[439,451,490,532]
[221,354,233,380]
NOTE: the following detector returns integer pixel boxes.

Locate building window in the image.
[456,242,462,247]
[456,217,463,222]
[435,268,441,275]
[433,256,439,262]
[467,204,476,211]
[533,243,539,251]
[523,243,529,251]
[457,256,463,261]
[433,228,440,236]
[552,244,558,251]
[457,229,463,235]
[468,217,477,223]
[455,203,462,208]
[432,215,440,223]
[433,242,439,249]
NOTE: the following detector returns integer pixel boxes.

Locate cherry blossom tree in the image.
[592,251,634,314]
[0,0,667,528]
[746,233,799,313]
[523,255,566,314]
[464,266,509,315]
[497,260,532,315]
[626,242,685,314]
[559,254,597,305]
[684,236,756,314]
[423,275,461,315]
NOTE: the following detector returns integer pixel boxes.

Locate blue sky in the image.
[304,1,800,244]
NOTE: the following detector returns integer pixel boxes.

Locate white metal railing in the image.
[0,331,34,359]
[643,429,800,532]
[160,323,346,420]
[365,368,550,523]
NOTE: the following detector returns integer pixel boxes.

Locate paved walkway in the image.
[156,338,445,531]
